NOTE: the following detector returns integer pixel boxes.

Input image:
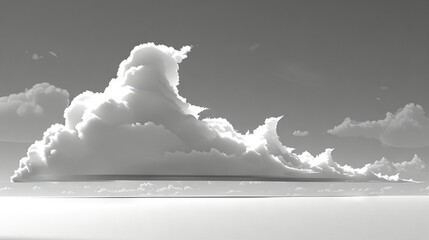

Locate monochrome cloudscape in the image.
[10,43,427,183]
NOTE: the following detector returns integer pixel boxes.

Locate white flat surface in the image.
[0,196,428,240]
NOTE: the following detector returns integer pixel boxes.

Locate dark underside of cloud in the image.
[13,175,351,182]
[11,43,427,183]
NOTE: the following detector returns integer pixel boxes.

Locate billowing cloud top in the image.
[11,43,426,182]
[0,83,69,143]
[328,103,429,148]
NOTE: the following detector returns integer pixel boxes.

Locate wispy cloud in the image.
[0,186,12,191]
[26,50,58,60]
[318,188,344,193]
[249,43,260,51]
[32,53,43,60]
[293,130,309,137]
[49,51,58,57]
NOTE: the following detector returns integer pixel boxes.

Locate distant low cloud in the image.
[328,103,429,148]
[61,190,74,195]
[32,53,43,60]
[93,182,189,196]
[49,51,58,57]
[249,43,260,51]
[0,83,69,143]
[293,130,309,137]
[26,50,58,60]
[0,186,12,191]
[10,43,422,182]
[96,187,140,194]
[318,188,344,193]
[156,185,192,193]
[350,185,395,196]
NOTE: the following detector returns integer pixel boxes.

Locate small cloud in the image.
[49,51,58,57]
[381,86,388,90]
[0,186,12,191]
[140,182,154,187]
[395,154,426,172]
[61,190,74,195]
[328,103,429,148]
[94,183,156,195]
[318,188,344,193]
[26,50,58,60]
[365,155,427,181]
[364,186,394,195]
[156,184,192,193]
[32,185,41,190]
[293,130,309,137]
[96,187,139,194]
[32,53,43,60]
[376,97,381,101]
[295,186,305,191]
[96,188,114,193]
[239,181,261,185]
[226,189,242,194]
[249,43,260,51]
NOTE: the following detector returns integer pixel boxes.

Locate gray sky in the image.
[1,0,429,195]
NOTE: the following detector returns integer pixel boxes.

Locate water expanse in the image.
[0,196,428,240]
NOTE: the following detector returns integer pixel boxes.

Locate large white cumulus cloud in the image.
[10,43,425,182]
[0,83,69,143]
[328,103,429,148]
